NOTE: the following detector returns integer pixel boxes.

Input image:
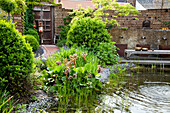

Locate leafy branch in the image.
[70,0,140,26]
[158,19,170,27]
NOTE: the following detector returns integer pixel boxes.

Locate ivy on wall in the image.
[24,0,34,32]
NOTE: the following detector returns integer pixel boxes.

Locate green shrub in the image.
[24,28,40,43]
[66,17,111,48]
[0,20,34,96]
[43,46,101,94]
[57,25,70,47]
[23,35,39,52]
[89,42,118,67]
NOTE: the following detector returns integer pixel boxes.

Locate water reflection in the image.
[97,73,170,113]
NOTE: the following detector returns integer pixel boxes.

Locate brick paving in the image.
[41,45,59,58]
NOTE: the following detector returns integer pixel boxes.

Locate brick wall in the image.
[109,29,170,49]
[54,4,72,35]
[13,14,23,33]
[54,5,170,35]
[105,9,170,29]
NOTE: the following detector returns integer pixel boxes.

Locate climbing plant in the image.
[24,0,34,32]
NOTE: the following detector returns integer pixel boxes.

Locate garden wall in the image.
[14,4,170,46]
[109,29,170,49]
[107,9,170,29]
[54,4,170,36]
[13,14,23,33]
[54,4,72,34]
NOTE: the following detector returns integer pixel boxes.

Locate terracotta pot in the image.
[136,44,150,57]
[115,44,127,57]
[135,47,142,51]
[136,44,150,49]
[159,45,170,58]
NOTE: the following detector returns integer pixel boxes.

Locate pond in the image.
[96,72,170,113]
[48,70,170,113]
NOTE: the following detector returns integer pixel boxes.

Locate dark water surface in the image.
[96,72,170,113]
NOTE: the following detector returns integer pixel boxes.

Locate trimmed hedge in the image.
[0,20,34,96]
[25,28,40,43]
[66,17,111,48]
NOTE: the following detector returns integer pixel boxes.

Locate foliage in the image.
[42,46,102,95]
[41,47,102,112]
[56,39,67,47]
[42,58,102,95]
[88,42,118,67]
[67,17,111,48]
[24,2,34,32]
[0,9,8,21]
[0,0,17,21]
[57,14,74,47]
[0,0,16,13]
[13,0,27,15]
[121,27,128,30]
[70,0,140,26]
[158,19,170,28]
[24,28,40,43]
[26,0,60,6]
[0,20,34,96]
[34,59,46,72]
[46,46,99,68]
[0,90,15,113]
[41,63,102,94]
[23,35,39,52]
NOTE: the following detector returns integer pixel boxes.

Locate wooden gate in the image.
[33,5,54,44]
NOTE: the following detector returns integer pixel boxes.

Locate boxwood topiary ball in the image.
[25,28,40,44]
[23,35,39,52]
[67,17,111,48]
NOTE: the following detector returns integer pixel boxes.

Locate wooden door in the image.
[33,5,54,44]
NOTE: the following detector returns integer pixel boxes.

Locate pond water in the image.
[49,71,170,113]
[96,72,170,113]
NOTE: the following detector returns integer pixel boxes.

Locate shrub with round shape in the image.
[67,17,111,48]
[0,20,34,96]
[23,35,39,52]
[25,28,40,43]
